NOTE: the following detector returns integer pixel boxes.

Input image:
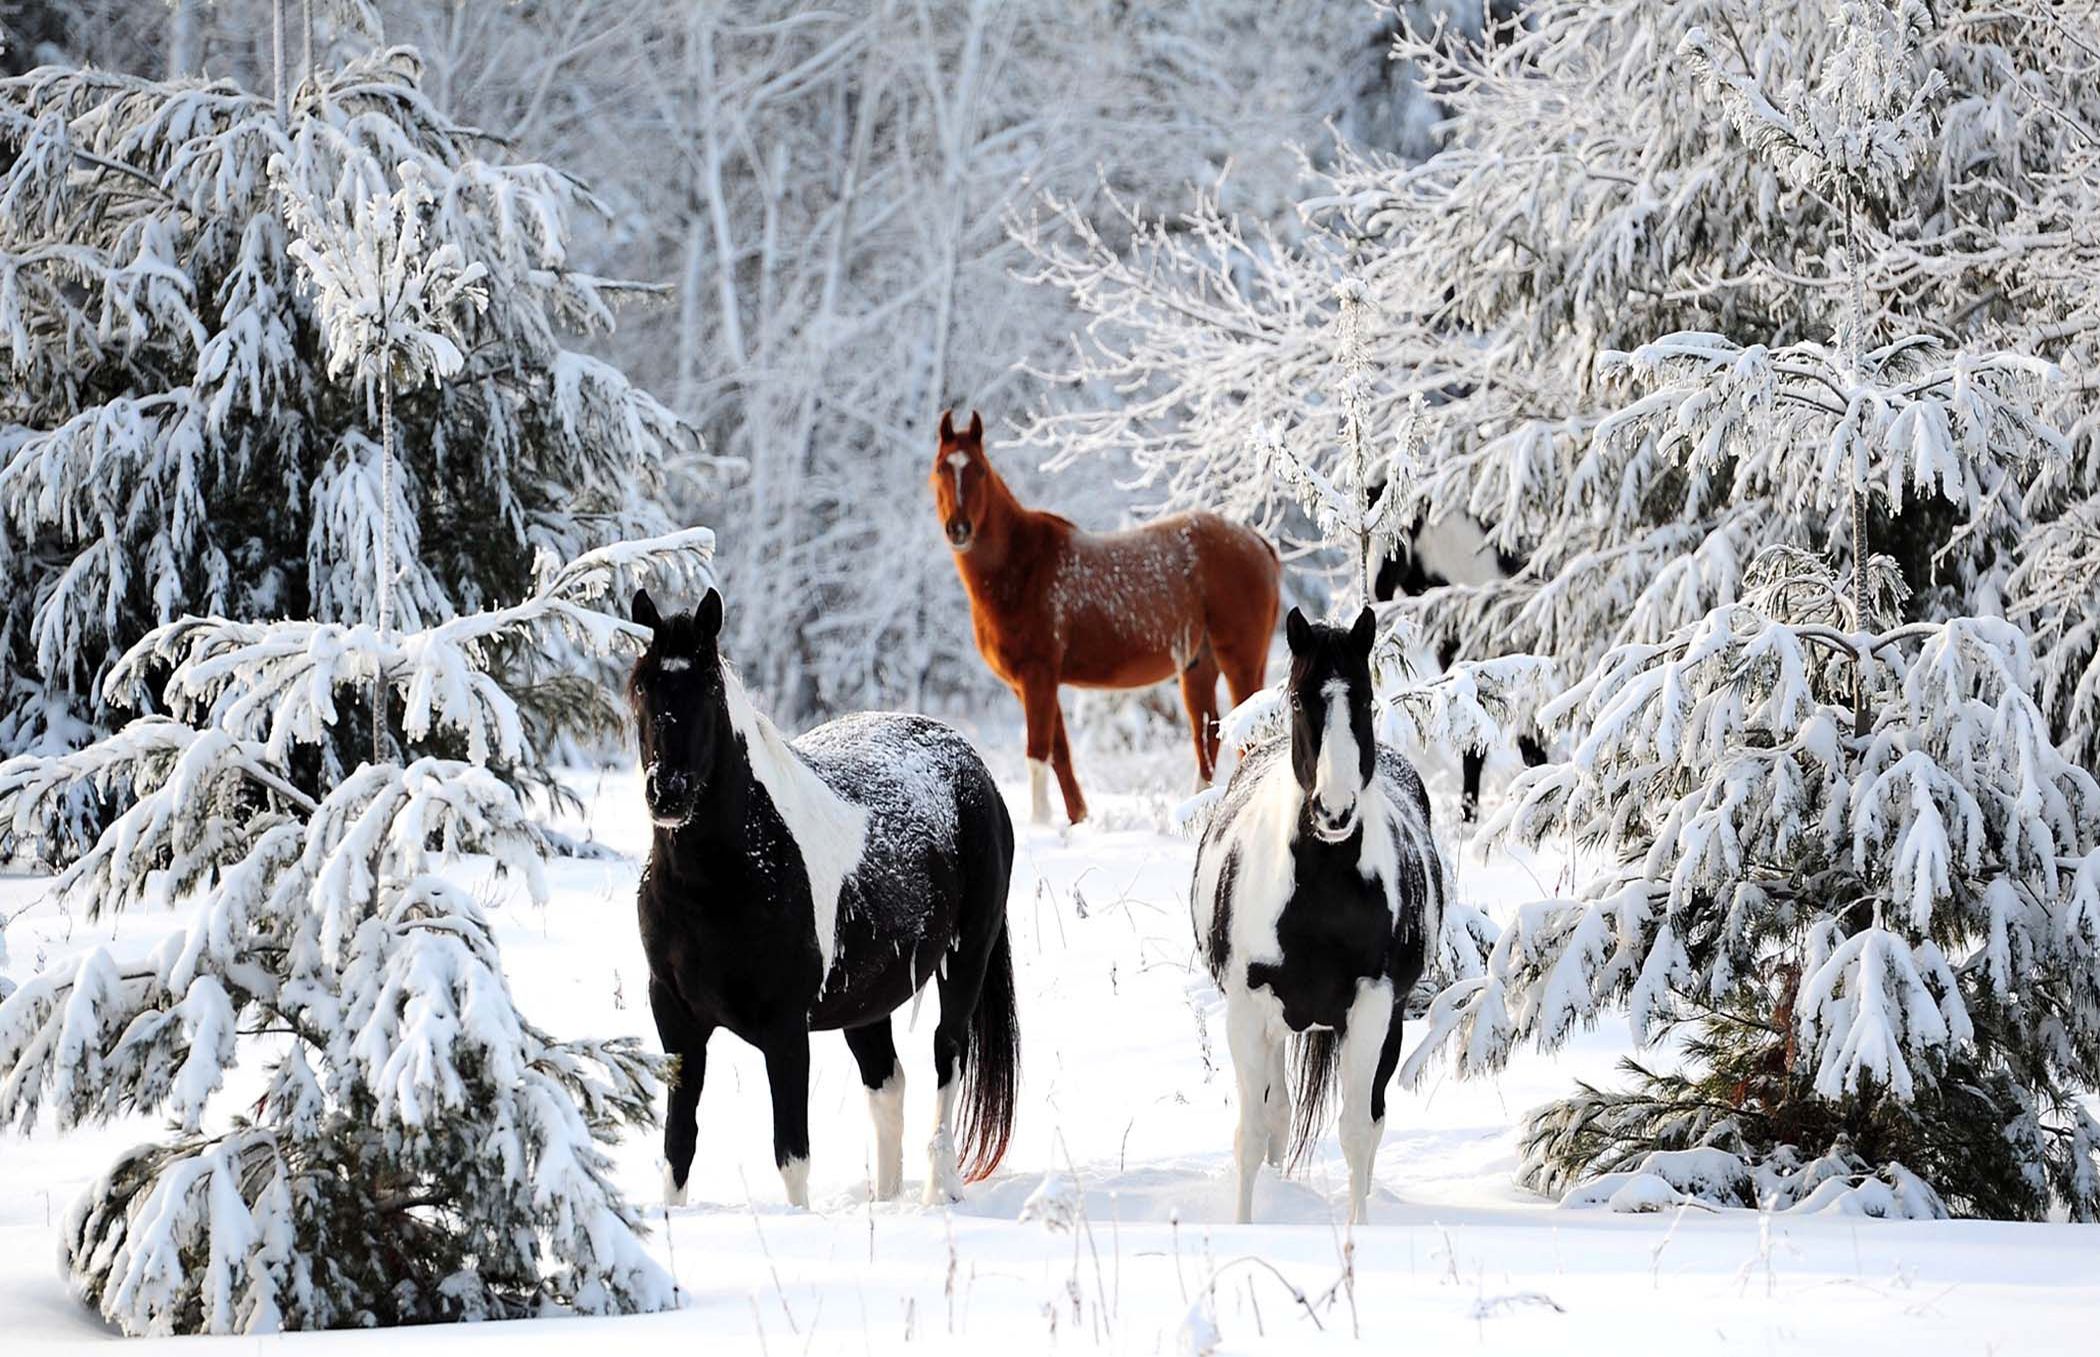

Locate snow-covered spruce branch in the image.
[102,526,714,772]
[1402,556,2100,1216]
[0,51,717,794]
[1018,0,2100,703]
[0,526,711,1329]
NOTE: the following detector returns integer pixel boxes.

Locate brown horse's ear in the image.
[939,410,955,442]
[632,589,661,632]
[696,587,724,639]
[1350,605,1377,655]
[1285,606,1312,654]
[968,410,983,441]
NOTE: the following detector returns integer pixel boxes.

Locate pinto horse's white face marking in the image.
[1309,678,1365,843]
[946,449,970,500]
[658,656,692,673]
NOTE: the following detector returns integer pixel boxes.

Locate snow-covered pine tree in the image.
[0,527,715,1333]
[1400,2,2100,1222]
[1013,0,2100,755]
[274,145,490,762]
[0,47,706,852]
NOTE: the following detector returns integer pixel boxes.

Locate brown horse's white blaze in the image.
[931,409,1282,824]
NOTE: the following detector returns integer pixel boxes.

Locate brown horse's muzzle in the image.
[946,519,974,551]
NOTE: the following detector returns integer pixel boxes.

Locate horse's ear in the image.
[968,410,983,441]
[697,587,724,639]
[1285,606,1312,654]
[1350,605,1377,655]
[939,409,955,442]
[632,589,661,632]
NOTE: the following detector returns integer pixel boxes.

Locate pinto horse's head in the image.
[1284,605,1378,844]
[931,409,989,552]
[629,587,728,829]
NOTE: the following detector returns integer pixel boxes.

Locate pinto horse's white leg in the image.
[1027,758,1052,826]
[1263,1039,1290,1169]
[923,1077,964,1205]
[869,1061,906,1200]
[1338,979,1396,1226]
[1225,990,1279,1224]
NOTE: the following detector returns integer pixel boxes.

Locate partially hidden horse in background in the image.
[1376,507,1547,821]
[932,410,1282,825]
[1192,606,1445,1225]
[629,587,1018,1208]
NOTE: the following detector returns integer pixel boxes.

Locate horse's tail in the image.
[1286,1027,1342,1172]
[955,922,1019,1182]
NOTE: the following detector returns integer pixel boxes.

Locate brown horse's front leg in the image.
[1018,675,1064,825]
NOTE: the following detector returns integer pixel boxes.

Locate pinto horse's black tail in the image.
[1286,1028,1342,1172]
[955,923,1019,1182]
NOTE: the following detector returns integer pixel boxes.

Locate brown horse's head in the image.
[931,409,989,552]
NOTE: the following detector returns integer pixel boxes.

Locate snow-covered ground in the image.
[3,734,2096,1354]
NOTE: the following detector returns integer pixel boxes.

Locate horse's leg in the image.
[1263,1038,1289,1169]
[1049,705,1088,824]
[759,1025,814,1208]
[1225,989,1279,1224]
[1461,747,1485,824]
[1214,626,1271,712]
[1179,649,1222,790]
[1018,674,1065,825]
[649,979,711,1205]
[1338,979,1399,1226]
[843,1020,905,1201]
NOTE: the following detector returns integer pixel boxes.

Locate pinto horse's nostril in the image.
[947,520,972,547]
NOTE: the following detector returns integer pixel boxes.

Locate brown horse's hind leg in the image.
[1051,706,1088,824]
[1215,625,1273,711]
[1180,650,1222,788]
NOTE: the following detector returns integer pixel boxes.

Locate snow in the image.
[6,745,2097,1353]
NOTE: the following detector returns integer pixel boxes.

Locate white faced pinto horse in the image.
[629,588,1019,1208]
[1192,606,1445,1224]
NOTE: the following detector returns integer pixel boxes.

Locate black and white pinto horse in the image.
[1193,607,1446,1225]
[629,588,1019,1208]
[1376,509,1547,821]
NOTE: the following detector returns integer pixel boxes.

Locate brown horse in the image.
[931,410,1281,824]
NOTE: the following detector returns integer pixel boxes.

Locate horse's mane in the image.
[719,663,870,985]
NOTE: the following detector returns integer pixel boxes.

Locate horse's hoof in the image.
[780,1157,812,1210]
[662,1162,688,1207]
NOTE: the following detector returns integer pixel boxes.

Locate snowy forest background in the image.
[2,0,1428,725]
[3,0,2100,1345]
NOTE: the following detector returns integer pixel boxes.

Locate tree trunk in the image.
[1845,191,1871,739]
[376,371,395,767]
[272,0,288,119]
[168,0,198,80]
